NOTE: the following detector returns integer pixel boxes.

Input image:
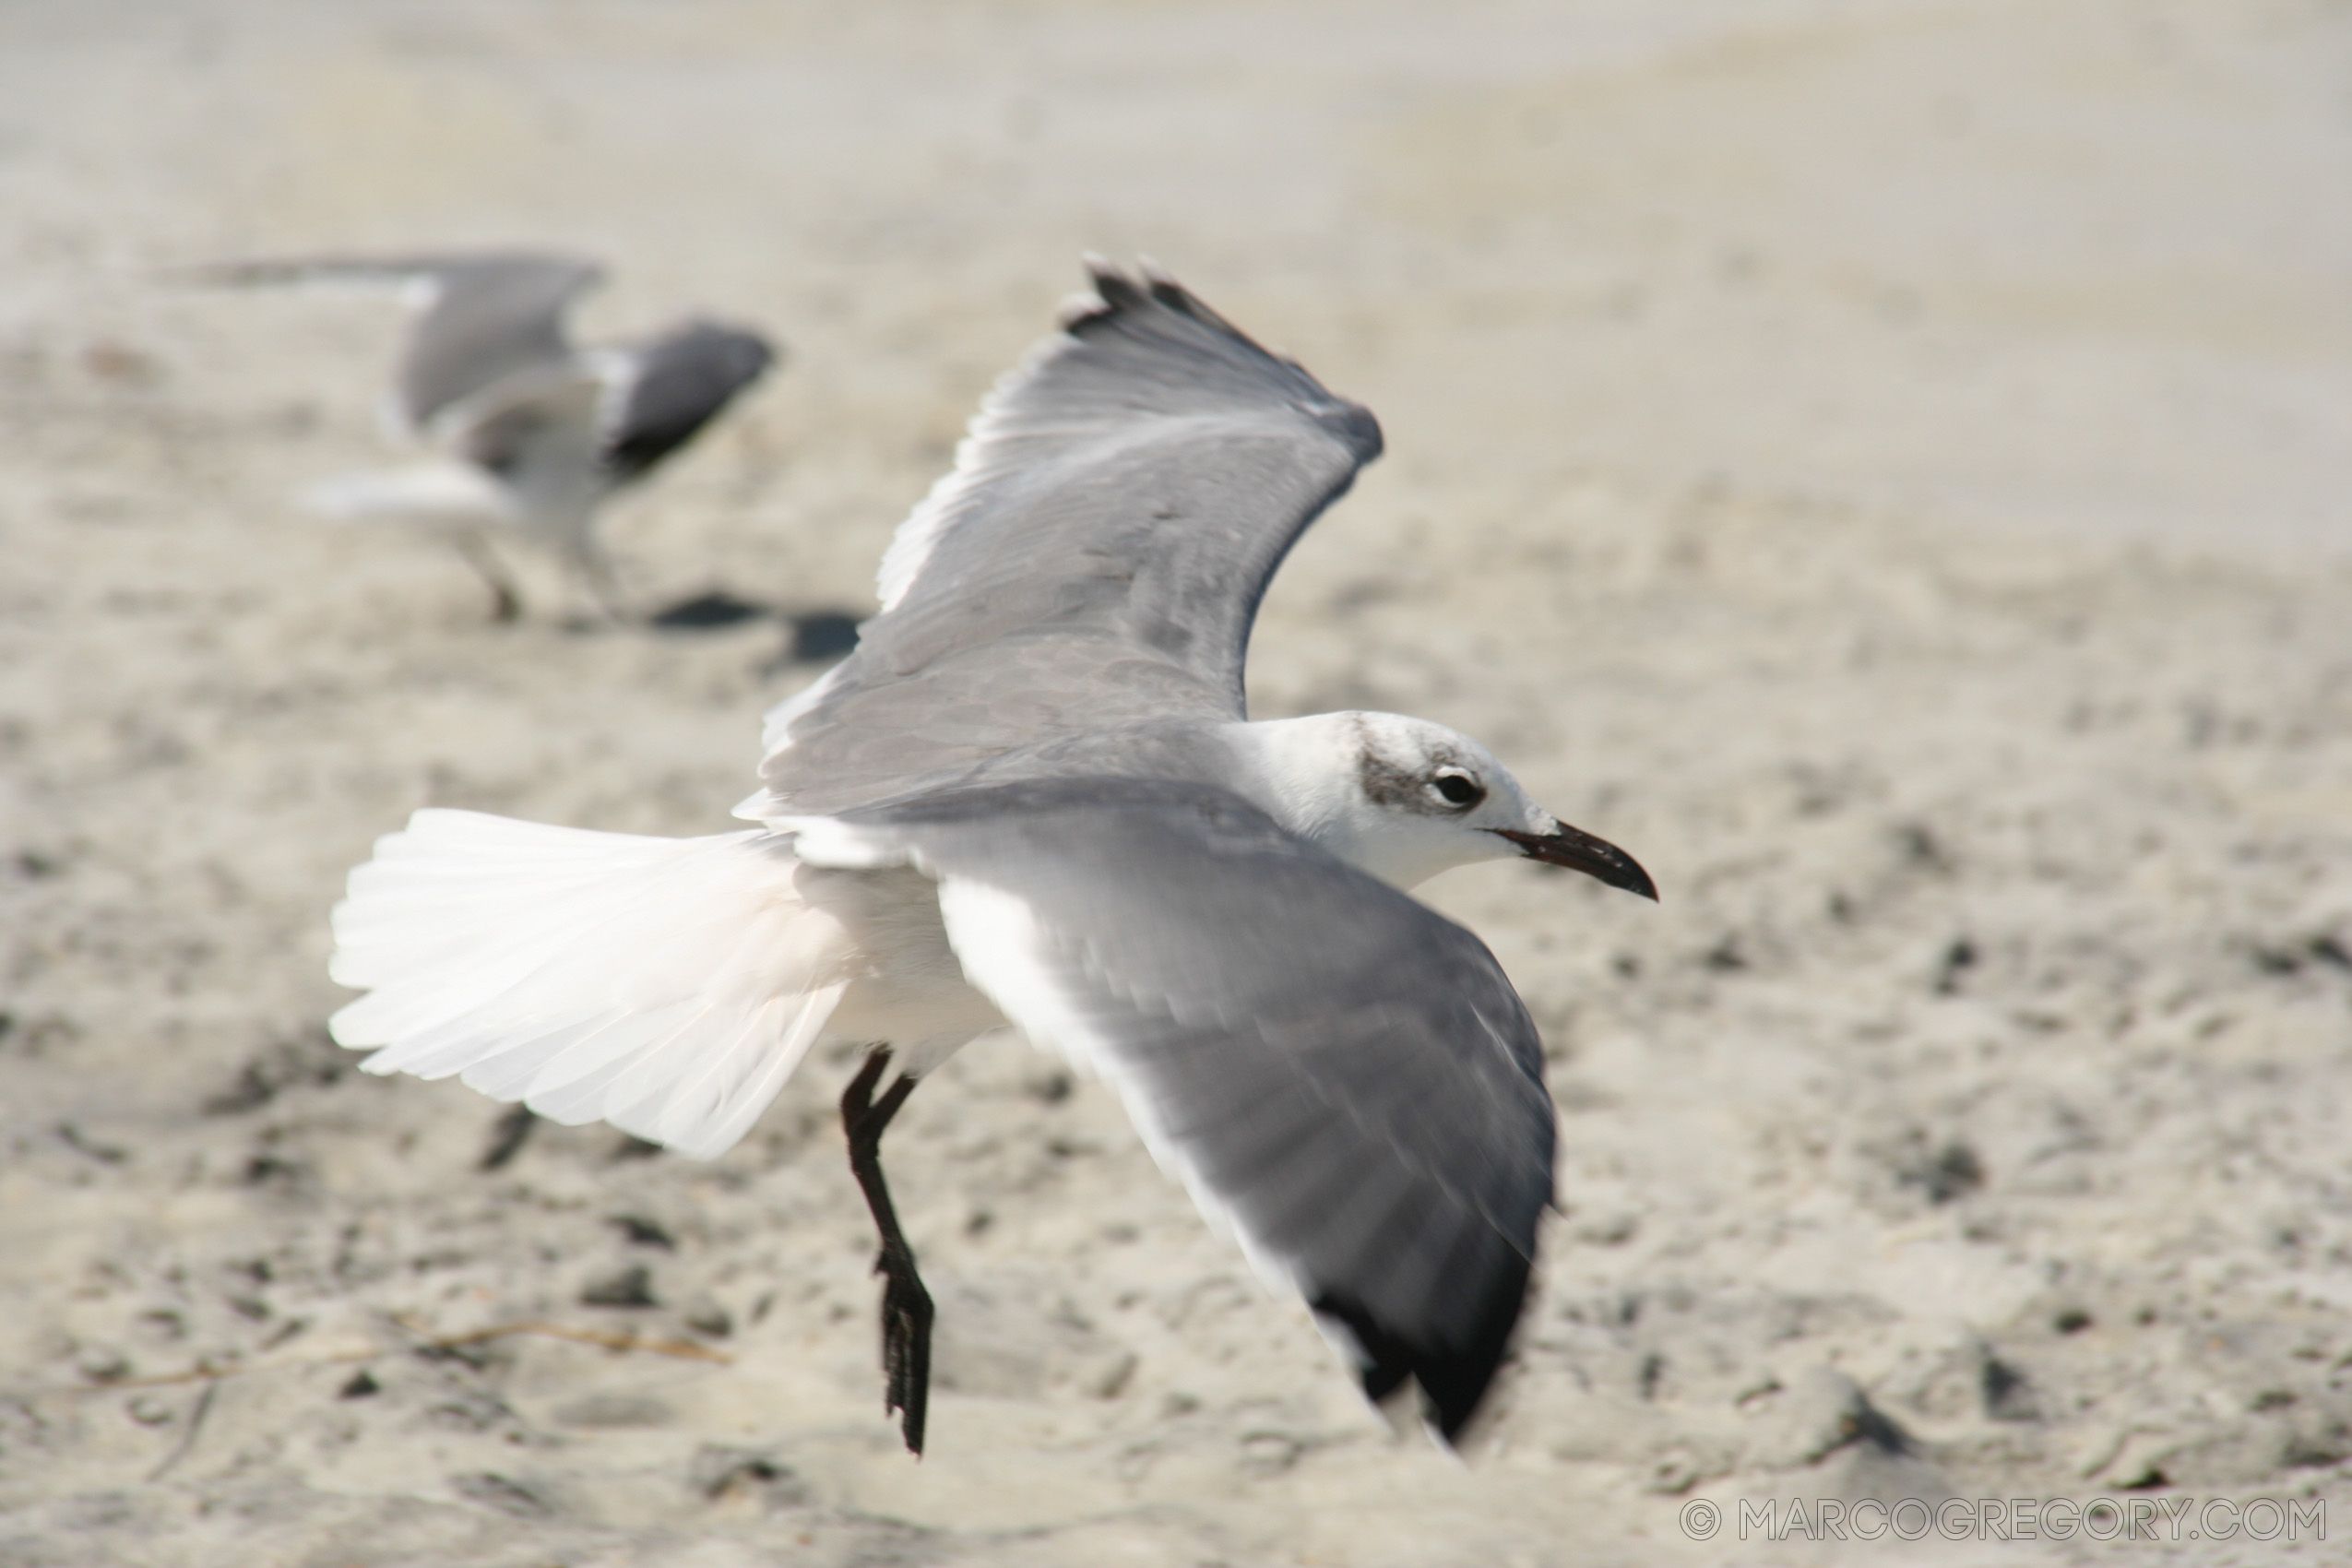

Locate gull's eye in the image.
[1429,769,1485,810]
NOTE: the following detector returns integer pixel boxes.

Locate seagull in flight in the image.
[326,263,1656,1454]
[196,250,775,621]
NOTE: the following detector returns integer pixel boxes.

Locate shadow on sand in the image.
[645,590,863,669]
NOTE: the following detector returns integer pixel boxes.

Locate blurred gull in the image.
[196,250,775,620]
[326,263,1656,1454]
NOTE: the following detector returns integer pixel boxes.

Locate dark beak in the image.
[1491,825,1659,902]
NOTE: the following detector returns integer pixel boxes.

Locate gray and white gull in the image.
[327,264,1656,1454]
[197,250,775,620]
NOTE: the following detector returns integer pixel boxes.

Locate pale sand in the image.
[4,2,2351,1563]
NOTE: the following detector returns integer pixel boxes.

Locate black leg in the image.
[840,1049,933,1455]
[453,533,522,624]
[577,546,627,624]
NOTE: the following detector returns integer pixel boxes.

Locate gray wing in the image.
[188,251,604,434]
[832,778,1552,1441]
[599,320,777,482]
[749,264,1382,816]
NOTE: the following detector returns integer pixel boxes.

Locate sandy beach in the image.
[5,2,2352,1562]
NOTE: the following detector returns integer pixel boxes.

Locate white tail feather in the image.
[303,464,512,527]
[329,809,851,1159]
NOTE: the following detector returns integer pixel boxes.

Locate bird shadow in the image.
[643,590,862,670]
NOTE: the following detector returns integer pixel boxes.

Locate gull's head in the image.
[1224,712,1657,897]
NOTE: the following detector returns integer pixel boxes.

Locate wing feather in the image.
[184,250,602,434]
[861,777,1553,1442]
[598,320,776,481]
[747,265,1382,817]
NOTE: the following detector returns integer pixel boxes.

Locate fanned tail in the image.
[302,464,511,528]
[329,809,848,1159]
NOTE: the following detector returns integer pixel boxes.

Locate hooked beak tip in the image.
[1492,825,1659,902]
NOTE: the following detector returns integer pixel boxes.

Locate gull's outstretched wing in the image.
[748,264,1382,817]
[187,251,604,435]
[799,778,1553,1441]
[598,320,777,482]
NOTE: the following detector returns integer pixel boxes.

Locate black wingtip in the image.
[1084,257,1150,315]
[1061,258,1384,464]
[1071,256,1230,339]
[1312,1253,1532,1446]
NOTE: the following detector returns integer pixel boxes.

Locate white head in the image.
[1222,712,1657,897]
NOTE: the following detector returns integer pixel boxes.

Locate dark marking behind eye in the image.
[1354,725,1426,808]
[1353,717,1479,815]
